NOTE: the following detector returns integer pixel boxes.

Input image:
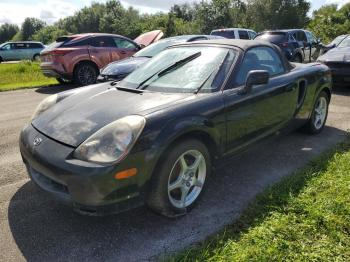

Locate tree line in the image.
[0,0,349,45]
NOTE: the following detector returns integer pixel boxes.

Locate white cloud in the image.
[0,0,78,26]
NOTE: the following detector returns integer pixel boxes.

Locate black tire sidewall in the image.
[74,63,97,86]
[147,139,211,217]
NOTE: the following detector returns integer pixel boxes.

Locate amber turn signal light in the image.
[115,168,137,180]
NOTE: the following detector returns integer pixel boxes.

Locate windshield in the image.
[119,46,236,93]
[338,37,350,48]
[134,37,190,58]
[331,35,348,46]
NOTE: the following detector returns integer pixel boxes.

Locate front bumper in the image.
[323,62,350,85]
[19,124,151,215]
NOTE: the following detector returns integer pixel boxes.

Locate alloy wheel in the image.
[314,96,327,130]
[167,149,206,209]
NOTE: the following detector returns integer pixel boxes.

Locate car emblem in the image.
[33,137,42,146]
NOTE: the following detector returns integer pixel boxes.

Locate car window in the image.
[14,43,28,49]
[255,33,287,43]
[90,36,115,48]
[248,31,257,39]
[1,44,11,50]
[29,43,43,48]
[238,30,249,39]
[120,46,237,93]
[63,38,91,47]
[113,38,137,49]
[306,31,316,44]
[211,30,236,39]
[235,47,285,86]
[294,31,307,42]
[338,37,350,48]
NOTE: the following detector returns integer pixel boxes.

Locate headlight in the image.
[31,94,58,120]
[74,115,146,164]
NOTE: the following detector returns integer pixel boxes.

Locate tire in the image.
[303,91,329,134]
[73,63,98,86]
[56,77,72,85]
[147,139,211,217]
[33,54,40,62]
[292,54,302,63]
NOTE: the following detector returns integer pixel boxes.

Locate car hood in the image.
[32,84,191,147]
[318,47,350,62]
[101,56,150,77]
[134,30,163,47]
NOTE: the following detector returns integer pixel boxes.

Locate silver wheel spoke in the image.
[168,177,182,191]
[190,154,203,170]
[180,185,190,207]
[179,155,188,171]
[193,179,203,188]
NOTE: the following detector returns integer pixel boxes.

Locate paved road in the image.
[0,86,349,262]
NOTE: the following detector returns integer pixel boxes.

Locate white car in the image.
[210,28,257,40]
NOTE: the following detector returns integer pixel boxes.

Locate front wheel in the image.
[147,139,211,217]
[303,91,329,134]
[74,63,98,86]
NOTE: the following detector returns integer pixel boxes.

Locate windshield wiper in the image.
[115,85,143,94]
[194,51,230,94]
[136,51,201,90]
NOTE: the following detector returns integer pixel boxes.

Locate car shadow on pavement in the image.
[35,84,78,95]
[8,126,349,262]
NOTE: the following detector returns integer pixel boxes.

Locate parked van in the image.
[210,28,257,40]
[0,41,45,62]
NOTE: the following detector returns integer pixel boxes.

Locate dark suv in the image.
[255,29,322,63]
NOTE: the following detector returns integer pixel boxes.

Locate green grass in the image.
[172,138,350,262]
[0,61,58,91]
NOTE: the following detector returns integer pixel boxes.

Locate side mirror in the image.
[239,70,269,94]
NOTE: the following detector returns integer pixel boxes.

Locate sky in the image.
[0,0,349,26]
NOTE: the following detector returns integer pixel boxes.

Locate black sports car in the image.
[318,36,350,86]
[97,35,224,82]
[20,39,332,217]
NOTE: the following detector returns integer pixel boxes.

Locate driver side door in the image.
[223,46,299,154]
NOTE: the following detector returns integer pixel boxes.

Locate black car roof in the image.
[171,39,278,51]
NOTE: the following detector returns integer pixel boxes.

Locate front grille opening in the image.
[29,167,69,195]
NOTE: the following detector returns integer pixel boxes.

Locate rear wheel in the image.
[303,91,329,134]
[33,54,40,62]
[74,63,98,86]
[147,139,211,217]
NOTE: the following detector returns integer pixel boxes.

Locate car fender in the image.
[141,114,224,185]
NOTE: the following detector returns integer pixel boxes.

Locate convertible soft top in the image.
[171,39,294,71]
[171,39,278,51]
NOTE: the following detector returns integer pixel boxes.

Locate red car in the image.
[40,30,163,86]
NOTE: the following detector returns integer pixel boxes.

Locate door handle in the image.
[120,50,126,54]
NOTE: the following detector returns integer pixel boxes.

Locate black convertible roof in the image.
[172,39,278,51]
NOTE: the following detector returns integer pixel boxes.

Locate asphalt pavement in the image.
[0,85,349,262]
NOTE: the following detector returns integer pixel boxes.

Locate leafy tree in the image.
[246,0,310,32]
[308,3,350,43]
[21,17,46,40]
[0,23,19,43]
[32,26,68,44]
